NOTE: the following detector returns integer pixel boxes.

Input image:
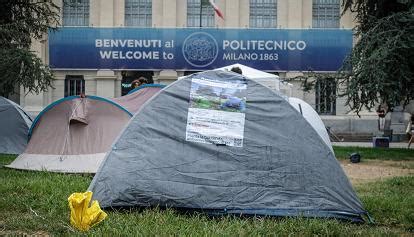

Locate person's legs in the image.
[379,118,385,131]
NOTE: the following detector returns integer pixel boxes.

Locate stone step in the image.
[329,132,410,142]
[329,133,373,142]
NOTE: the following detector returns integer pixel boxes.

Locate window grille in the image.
[187,0,215,27]
[64,75,85,97]
[312,0,340,28]
[315,78,336,115]
[250,0,277,28]
[125,0,152,27]
[63,0,89,26]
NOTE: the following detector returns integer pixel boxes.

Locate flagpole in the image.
[199,1,202,28]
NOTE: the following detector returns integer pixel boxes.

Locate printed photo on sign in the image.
[186,77,247,147]
[189,78,246,113]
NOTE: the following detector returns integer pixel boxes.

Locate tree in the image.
[338,0,414,114]
[0,0,59,97]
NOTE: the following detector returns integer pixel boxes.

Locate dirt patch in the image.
[340,160,414,185]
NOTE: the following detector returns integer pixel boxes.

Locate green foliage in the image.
[0,48,55,96]
[0,0,59,97]
[341,0,413,35]
[296,1,414,115]
[337,0,414,113]
[1,153,413,235]
[291,72,337,93]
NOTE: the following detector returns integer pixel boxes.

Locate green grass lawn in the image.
[333,146,414,160]
[1,150,413,236]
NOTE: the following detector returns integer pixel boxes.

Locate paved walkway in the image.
[332,142,413,149]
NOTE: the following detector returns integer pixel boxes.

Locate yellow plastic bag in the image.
[68,191,107,231]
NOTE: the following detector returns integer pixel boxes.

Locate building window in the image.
[315,78,336,115]
[312,0,340,28]
[125,0,152,27]
[249,0,277,28]
[187,0,215,27]
[65,76,85,97]
[62,0,89,26]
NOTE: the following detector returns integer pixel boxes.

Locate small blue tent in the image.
[0,97,33,154]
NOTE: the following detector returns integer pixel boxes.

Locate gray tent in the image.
[0,97,33,154]
[89,70,367,222]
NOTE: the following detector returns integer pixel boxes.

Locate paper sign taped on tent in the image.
[186,77,247,147]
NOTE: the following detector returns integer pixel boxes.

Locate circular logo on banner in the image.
[182,32,219,68]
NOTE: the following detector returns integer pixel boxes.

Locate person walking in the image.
[407,114,414,148]
[376,105,386,131]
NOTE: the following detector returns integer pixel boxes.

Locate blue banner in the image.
[49,28,352,71]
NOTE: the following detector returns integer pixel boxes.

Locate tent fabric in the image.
[217,63,279,80]
[217,65,330,150]
[27,95,132,140]
[9,153,106,173]
[216,63,280,90]
[0,97,33,154]
[288,97,333,152]
[112,84,164,114]
[69,97,89,125]
[8,86,164,173]
[127,84,165,95]
[89,70,367,222]
[7,95,132,173]
[5,98,33,128]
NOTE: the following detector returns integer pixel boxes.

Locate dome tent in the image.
[288,97,333,152]
[7,85,164,173]
[217,63,281,90]
[0,96,33,154]
[89,70,367,222]
[126,84,165,95]
[112,84,165,114]
[217,64,329,150]
[216,63,293,96]
[7,95,132,173]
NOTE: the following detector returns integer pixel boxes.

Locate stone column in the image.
[157,70,178,85]
[239,0,249,28]
[114,71,123,97]
[162,0,177,27]
[277,0,288,28]
[222,0,239,28]
[96,70,117,98]
[152,0,162,27]
[177,0,187,27]
[302,0,312,28]
[114,0,125,26]
[20,88,45,117]
[20,38,49,116]
[90,0,100,26]
[286,72,316,108]
[287,0,303,28]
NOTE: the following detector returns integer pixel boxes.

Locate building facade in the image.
[23,0,388,135]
